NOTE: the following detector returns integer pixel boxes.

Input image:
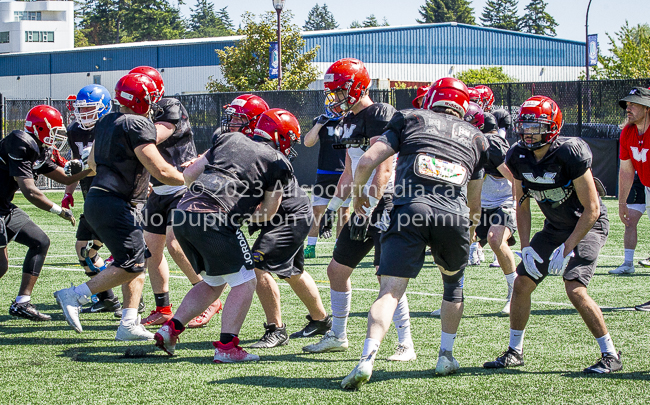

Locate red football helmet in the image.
[468,87,481,104]
[422,77,470,116]
[515,95,563,150]
[464,102,485,130]
[412,85,430,108]
[475,85,495,112]
[222,94,270,135]
[114,73,157,115]
[129,66,164,102]
[253,108,301,160]
[24,105,67,149]
[323,58,371,115]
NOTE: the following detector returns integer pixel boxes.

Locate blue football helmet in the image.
[73,84,112,130]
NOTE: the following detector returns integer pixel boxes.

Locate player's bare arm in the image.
[134,143,184,186]
[352,140,395,215]
[181,154,208,185]
[514,178,532,248]
[617,159,635,226]
[563,169,601,254]
[154,121,175,145]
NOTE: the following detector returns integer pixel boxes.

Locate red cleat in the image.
[188,299,223,328]
[141,305,173,326]
[213,337,260,363]
[154,319,184,356]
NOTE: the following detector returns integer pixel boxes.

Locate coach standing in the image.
[617,87,650,311]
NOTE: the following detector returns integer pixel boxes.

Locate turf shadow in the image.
[561,370,650,380]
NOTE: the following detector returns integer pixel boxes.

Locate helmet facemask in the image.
[516,120,554,150]
[74,100,106,130]
[221,108,252,134]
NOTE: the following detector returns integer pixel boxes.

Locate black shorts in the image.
[84,189,146,273]
[377,203,470,279]
[333,194,393,268]
[172,210,254,277]
[312,173,343,199]
[75,214,100,242]
[142,189,186,234]
[252,216,311,278]
[475,206,517,247]
[516,218,609,286]
[627,181,646,204]
[1,206,32,247]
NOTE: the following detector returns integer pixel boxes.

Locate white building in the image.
[0,0,73,54]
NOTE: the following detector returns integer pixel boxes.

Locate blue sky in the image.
[181,1,647,51]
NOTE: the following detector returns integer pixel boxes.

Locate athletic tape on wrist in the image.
[327,196,345,211]
[49,204,63,215]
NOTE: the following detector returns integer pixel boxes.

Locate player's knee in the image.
[34,233,50,255]
[442,279,464,303]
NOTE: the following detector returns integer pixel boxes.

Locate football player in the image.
[63,84,122,314]
[475,85,512,139]
[303,58,415,363]
[246,109,332,348]
[221,93,269,136]
[0,105,85,321]
[302,105,350,258]
[152,113,296,363]
[483,96,621,374]
[411,85,430,109]
[341,78,487,389]
[53,73,185,341]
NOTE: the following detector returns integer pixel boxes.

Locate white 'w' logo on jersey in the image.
[631,147,649,163]
[327,126,341,137]
[341,124,357,139]
[523,172,557,184]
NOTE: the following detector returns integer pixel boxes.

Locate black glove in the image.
[248,222,262,236]
[319,208,336,239]
[316,114,330,126]
[349,213,370,241]
[64,159,84,176]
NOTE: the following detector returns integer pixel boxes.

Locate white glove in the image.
[548,243,575,276]
[521,246,543,280]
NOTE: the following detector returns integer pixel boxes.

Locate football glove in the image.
[349,213,370,241]
[61,193,74,209]
[59,207,76,226]
[548,243,575,276]
[319,208,336,239]
[316,114,330,126]
[521,246,543,280]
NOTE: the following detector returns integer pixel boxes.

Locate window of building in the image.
[14,11,41,21]
[0,32,9,44]
[93,75,101,85]
[25,31,54,43]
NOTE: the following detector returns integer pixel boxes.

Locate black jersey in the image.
[483,133,510,178]
[506,137,607,230]
[379,109,489,216]
[0,130,58,214]
[492,108,512,130]
[312,117,345,173]
[340,103,396,151]
[483,112,498,133]
[177,131,293,221]
[91,113,157,204]
[151,98,197,187]
[66,121,95,197]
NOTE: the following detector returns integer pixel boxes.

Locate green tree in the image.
[349,15,388,29]
[349,20,362,29]
[188,0,232,38]
[520,0,557,36]
[74,29,90,47]
[303,3,338,31]
[217,7,235,32]
[592,22,650,79]
[456,66,517,84]
[206,11,320,92]
[480,0,521,31]
[417,0,476,24]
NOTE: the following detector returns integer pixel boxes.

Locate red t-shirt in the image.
[620,124,650,186]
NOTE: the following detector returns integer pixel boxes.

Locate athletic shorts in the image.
[333,194,393,268]
[516,218,609,286]
[252,215,311,278]
[1,207,32,247]
[75,214,100,242]
[311,173,351,207]
[84,189,146,273]
[377,203,470,279]
[142,189,186,234]
[475,206,517,247]
[172,210,254,277]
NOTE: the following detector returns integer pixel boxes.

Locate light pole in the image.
[585,0,592,81]
[273,0,285,90]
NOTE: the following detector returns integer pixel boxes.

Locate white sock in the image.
[624,249,635,265]
[440,331,456,353]
[361,338,380,359]
[509,329,525,354]
[74,283,92,299]
[505,272,517,299]
[307,236,318,246]
[330,289,351,339]
[393,294,412,346]
[15,295,30,304]
[121,308,139,324]
[596,333,617,357]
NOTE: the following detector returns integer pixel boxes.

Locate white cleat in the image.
[302,330,348,353]
[430,308,441,317]
[53,284,87,333]
[435,350,460,375]
[489,253,500,268]
[341,352,375,390]
[609,263,635,275]
[387,342,417,361]
[116,316,155,341]
[500,300,511,316]
[468,242,482,265]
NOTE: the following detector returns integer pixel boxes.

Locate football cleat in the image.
[304,244,316,259]
[141,306,173,326]
[435,350,460,375]
[9,300,51,321]
[302,330,348,353]
[634,300,650,311]
[489,253,501,268]
[584,351,622,374]
[609,263,635,274]
[154,320,184,356]
[430,308,441,317]
[387,342,417,362]
[250,323,289,348]
[81,297,121,314]
[213,337,260,363]
[290,314,332,338]
[53,284,88,333]
[500,300,512,316]
[187,298,223,328]
[116,316,155,341]
[341,352,375,390]
[483,347,524,368]
[638,256,650,268]
[468,242,482,265]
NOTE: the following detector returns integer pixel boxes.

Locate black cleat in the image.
[584,351,623,374]
[634,300,650,312]
[483,347,524,369]
[114,297,145,318]
[81,297,121,314]
[250,323,289,348]
[9,300,52,321]
[290,314,332,339]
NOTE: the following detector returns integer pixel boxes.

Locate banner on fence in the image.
[269,42,279,80]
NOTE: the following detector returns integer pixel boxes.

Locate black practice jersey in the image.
[151,98,197,187]
[178,132,293,221]
[66,121,95,197]
[91,113,157,204]
[483,133,510,178]
[340,103,396,151]
[0,130,58,214]
[506,137,607,230]
[483,112,498,133]
[492,108,512,130]
[312,117,345,172]
[379,109,489,216]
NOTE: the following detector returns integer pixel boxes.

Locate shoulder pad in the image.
[5,130,39,162]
